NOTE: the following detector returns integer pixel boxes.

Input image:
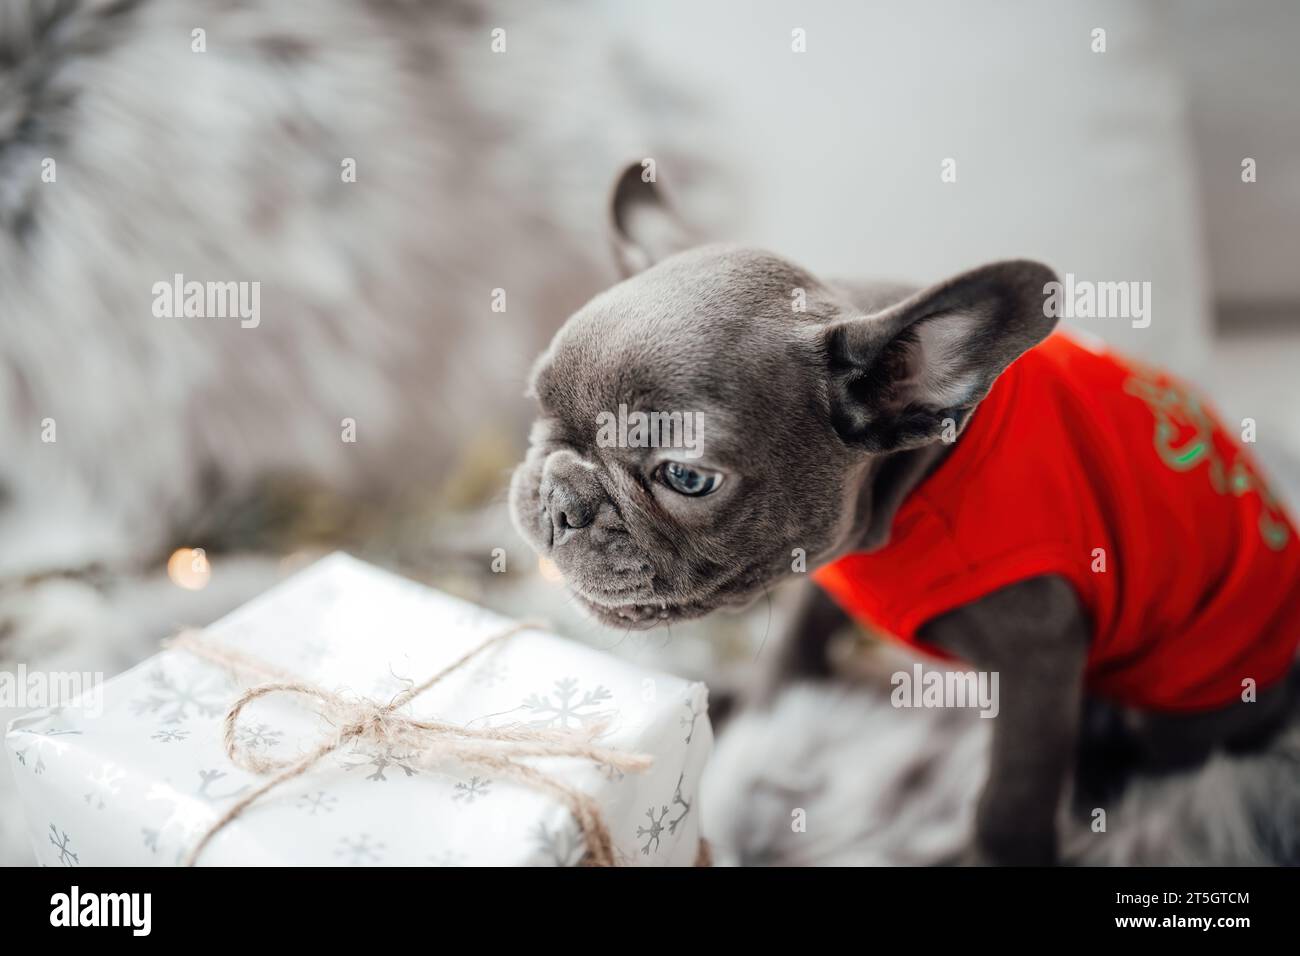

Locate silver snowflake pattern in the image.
[296,791,338,815]
[342,745,418,782]
[680,696,705,744]
[196,768,249,802]
[48,824,78,866]
[667,772,692,836]
[521,677,613,729]
[336,833,385,865]
[452,776,491,803]
[142,771,248,864]
[12,727,82,774]
[235,722,284,751]
[636,805,669,856]
[532,819,584,867]
[130,667,227,724]
[144,782,209,847]
[151,728,190,744]
[84,763,125,810]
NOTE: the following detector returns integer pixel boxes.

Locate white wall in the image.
[1166,0,1300,312]
[611,0,1214,374]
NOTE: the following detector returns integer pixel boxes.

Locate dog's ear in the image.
[824,260,1059,452]
[609,160,693,277]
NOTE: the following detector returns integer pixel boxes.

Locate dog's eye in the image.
[658,462,723,497]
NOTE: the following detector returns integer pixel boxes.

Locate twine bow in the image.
[166,621,652,866]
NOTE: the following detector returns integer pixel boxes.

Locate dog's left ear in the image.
[824,260,1059,452]
[609,160,694,277]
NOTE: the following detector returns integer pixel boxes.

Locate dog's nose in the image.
[547,491,595,539]
[540,450,602,546]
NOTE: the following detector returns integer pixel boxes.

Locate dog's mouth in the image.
[567,586,687,628]
[566,570,764,630]
[579,594,681,627]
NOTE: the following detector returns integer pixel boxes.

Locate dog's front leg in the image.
[921,575,1089,865]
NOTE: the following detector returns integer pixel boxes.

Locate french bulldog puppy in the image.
[510,164,1295,865]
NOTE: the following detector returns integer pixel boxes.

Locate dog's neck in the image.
[844,439,955,554]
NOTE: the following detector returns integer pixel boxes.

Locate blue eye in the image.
[659,462,723,496]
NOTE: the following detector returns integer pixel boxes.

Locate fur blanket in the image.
[0,0,712,579]
[704,672,1300,866]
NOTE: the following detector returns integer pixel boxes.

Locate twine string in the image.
[165,621,652,867]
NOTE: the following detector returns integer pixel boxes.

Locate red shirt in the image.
[814,332,1300,712]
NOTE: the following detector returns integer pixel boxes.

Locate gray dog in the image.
[510,165,1299,865]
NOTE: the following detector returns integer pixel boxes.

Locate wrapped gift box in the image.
[4,553,712,866]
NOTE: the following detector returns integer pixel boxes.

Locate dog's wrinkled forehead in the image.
[531,245,827,440]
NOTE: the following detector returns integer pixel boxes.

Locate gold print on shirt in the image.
[1123,366,1290,550]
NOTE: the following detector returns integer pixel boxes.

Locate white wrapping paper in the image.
[4,553,712,866]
